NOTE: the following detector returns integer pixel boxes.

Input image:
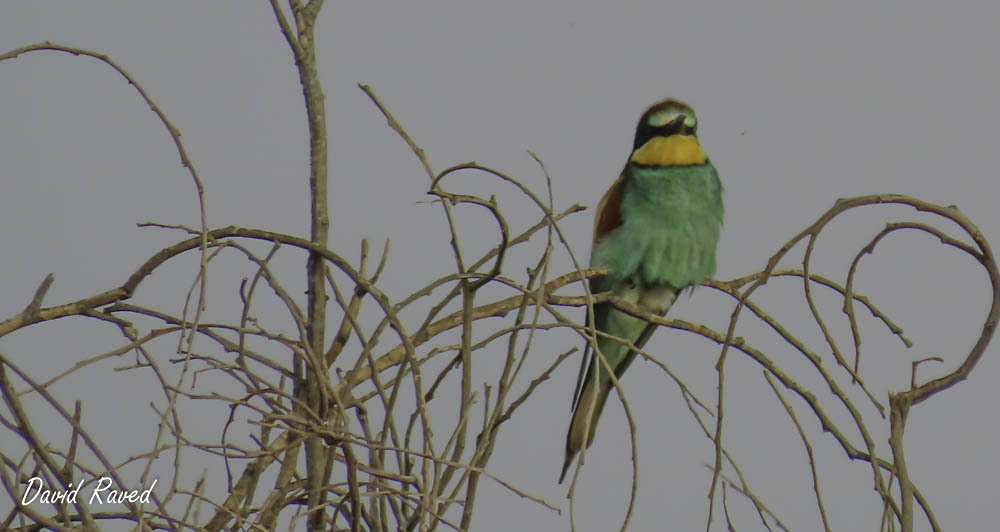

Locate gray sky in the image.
[3,1,999,530]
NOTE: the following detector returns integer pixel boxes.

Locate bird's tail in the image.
[559,376,614,483]
[559,319,662,483]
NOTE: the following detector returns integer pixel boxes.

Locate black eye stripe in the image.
[652,124,696,136]
[632,122,698,150]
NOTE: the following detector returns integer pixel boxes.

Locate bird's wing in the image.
[569,299,608,411]
[571,163,628,408]
[610,310,663,381]
[593,164,628,243]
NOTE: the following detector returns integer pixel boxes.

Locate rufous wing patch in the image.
[594,167,626,243]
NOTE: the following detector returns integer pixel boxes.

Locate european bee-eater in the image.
[560,99,723,483]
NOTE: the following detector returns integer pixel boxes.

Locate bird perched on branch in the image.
[561,99,724,483]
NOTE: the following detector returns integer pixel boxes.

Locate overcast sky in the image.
[3,1,1000,530]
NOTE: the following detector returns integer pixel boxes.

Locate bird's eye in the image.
[648,111,680,127]
[649,110,697,129]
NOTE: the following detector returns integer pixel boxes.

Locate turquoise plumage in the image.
[596,164,723,287]
[560,99,723,483]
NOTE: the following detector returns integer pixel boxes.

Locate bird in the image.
[560,98,724,483]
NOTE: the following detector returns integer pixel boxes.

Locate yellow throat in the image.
[630,135,706,166]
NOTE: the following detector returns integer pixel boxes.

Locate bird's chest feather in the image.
[591,164,723,289]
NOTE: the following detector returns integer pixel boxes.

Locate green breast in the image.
[591,162,723,289]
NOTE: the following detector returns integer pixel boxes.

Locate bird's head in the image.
[630,99,706,166]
